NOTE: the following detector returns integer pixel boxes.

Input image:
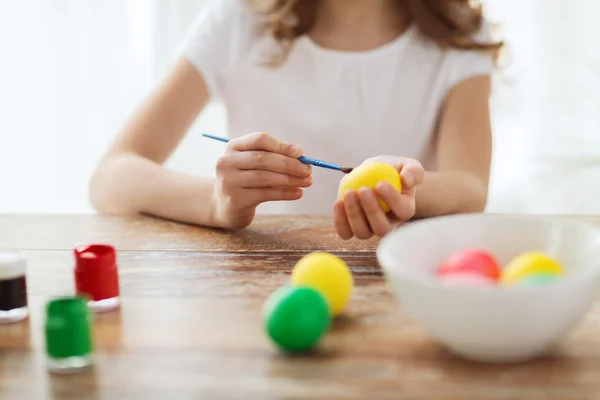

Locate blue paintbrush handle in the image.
[202,133,343,171]
[298,156,341,171]
[202,133,230,144]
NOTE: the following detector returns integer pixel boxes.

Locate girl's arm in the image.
[90,59,310,228]
[415,75,492,217]
[90,59,218,225]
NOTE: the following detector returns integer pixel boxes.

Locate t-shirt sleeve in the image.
[445,21,496,89]
[177,0,258,101]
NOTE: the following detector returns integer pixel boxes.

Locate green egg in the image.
[262,286,331,353]
[518,273,559,286]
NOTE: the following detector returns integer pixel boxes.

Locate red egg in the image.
[437,249,501,281]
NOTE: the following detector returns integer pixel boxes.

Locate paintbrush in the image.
[202,134,354,174]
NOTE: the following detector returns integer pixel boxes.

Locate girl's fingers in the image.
[399,159,425,188]
[234,187,304,209]
[343,190,373,240]
[232,151,311,178]
[376,182,416,221]
[257,187,304,203]
[231,170,312,188]
[333,200,353,240]
[358,188,392,237]
[229,132,303,158]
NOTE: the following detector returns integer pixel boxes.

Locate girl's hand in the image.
[333,156,425,240]
[211,132,312,229]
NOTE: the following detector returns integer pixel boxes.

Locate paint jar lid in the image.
[74,244,116,271]
[74,244,120,302]
[0,251,26,280]
[45,297,93,358]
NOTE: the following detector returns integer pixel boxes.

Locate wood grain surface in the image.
[0,215,378,252]
[1,215,600,400]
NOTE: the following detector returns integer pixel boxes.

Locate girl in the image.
[90,0,501,240]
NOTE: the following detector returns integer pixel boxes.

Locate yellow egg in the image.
[339,162,401,213]
[290,252,353,316]
[501,252,565,285]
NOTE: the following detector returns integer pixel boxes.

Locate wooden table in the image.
[1,215,600,399]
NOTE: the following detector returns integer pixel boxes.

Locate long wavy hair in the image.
[246,0,503,66]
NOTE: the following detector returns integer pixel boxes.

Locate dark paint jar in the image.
[0,251,28,324]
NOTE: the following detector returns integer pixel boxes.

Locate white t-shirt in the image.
[180,0,494,215]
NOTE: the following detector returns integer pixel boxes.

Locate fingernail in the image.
[301,164,311,175]
[376,182,390,191]
[344,189,357,200]
[403,172,415,187]
[290,145,302,157]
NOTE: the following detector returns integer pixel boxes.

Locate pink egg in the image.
[437,249,502,282]
[439,272,496,287]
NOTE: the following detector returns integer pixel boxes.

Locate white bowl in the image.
[377,214,600,363]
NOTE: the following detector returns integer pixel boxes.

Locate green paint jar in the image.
[45,297,93,373]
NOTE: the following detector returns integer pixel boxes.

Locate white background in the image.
[1,0,599,214]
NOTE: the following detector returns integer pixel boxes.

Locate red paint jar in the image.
[74,244,120,313]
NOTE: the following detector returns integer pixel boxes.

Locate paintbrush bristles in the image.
[340,167,354,174]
